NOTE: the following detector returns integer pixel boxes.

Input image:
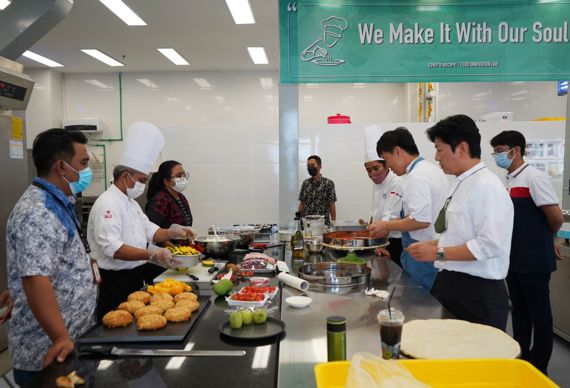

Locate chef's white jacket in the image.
[402,158,449,242]
[436,162,514,279]
[87,184,159,270]
[371,171,403,239]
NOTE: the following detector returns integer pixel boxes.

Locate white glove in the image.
[147,246,182,269]
[167,224,197,241]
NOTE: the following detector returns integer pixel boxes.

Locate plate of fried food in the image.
[78,279,211,344]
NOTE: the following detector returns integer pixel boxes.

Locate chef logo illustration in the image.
[301,16,349,66]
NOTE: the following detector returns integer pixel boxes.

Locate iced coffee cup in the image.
[377,308,405,359]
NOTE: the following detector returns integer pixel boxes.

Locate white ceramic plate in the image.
[285,296,312,309]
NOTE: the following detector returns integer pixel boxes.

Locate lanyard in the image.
[447,166,486,200]
[33,181,91,255]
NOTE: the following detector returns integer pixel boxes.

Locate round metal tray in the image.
[323,231,388,249]
[297,262,371,287]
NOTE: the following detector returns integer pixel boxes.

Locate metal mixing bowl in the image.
[194,235,240,259]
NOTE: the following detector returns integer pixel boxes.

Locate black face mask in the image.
[308,166,318,176]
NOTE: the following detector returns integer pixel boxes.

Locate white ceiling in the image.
[15,0,279,73]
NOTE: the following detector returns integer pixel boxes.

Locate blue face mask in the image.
[493,149,514,170]
[64,162,93,195]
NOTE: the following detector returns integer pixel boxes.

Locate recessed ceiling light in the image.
[137,78,158,88]
[247,47,268,65]
[22,51,63,67]
[225,0,255,24]
[99,0,146,26]
[157,48,189,66]
[81,49,124,66]
[0,0,11,11]
[193,78,211,89]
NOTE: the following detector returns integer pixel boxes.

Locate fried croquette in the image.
[128,291,151,304]
[117,300,145,314]
[102,310,133,328]
[134,305,164,319]
[136,313,167,330]
[174,292,198,303]
[164,307,192,322]
[150,299,175,310]
[150,292,174,303]
[176,299,200,312]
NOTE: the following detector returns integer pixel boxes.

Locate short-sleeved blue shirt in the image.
[7,178,97,371]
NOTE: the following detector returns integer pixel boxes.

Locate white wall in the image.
[438,81,567,121]
[23,69,567,234]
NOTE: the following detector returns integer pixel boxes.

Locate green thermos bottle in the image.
[327,316,347,361]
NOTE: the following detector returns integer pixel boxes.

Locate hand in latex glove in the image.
[147,246,183,269]
[167,224,197,241]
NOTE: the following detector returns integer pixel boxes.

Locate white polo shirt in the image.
[402,158,449,241]
[371,171,403,239]
[87,184,159,270]
[436,162,514,279]
[506,162,559,206]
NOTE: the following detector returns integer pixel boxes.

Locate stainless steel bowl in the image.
[304,236,323,253]
[194,235,240,259]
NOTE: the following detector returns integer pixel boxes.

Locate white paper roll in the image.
[278,272,309,292]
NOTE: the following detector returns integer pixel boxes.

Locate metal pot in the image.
[208,226,255,249]
[297,262,371,289]
[194,235,240,259]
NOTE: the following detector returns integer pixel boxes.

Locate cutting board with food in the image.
[78,279,210,344]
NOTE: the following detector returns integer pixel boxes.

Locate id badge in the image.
[90,258,102,284]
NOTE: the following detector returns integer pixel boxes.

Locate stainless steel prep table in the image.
[278,250,451,388]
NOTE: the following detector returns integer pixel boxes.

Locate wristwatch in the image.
[436,247,446,262]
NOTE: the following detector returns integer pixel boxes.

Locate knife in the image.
[80,345,246,357]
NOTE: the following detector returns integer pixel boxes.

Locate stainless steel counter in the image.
[277,251,450,388]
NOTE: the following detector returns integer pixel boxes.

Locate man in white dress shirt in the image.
[88,122,195,319]
[364,158,404,266]
[369,127,449,290]
[408,114,514,330]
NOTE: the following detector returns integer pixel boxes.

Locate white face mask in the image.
[126,173,146,199]
[172,177,188,193]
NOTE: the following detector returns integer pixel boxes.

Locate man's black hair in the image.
[32,128,88,177]
[426,114,482,158]
[490,130,526,154]
[376,127,419,156]
[307,155,322,166]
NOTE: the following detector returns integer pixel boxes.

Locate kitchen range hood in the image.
[0,57,34,111]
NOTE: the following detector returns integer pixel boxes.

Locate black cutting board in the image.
[78,295,210,344]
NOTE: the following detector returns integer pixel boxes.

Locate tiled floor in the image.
[0,322,568,387]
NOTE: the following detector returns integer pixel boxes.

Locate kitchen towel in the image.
[278,272,309,292]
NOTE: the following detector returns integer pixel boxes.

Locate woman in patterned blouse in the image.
[144,160,193,281]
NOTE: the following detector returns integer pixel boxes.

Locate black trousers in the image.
[506,272,553,374]
[97,266,145,320]
[387,238,403,268]
[142,262,166,285]
[431,270,509,331]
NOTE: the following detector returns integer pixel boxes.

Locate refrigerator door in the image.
[0,111,30,350]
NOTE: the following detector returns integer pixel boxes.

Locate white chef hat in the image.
[119,121,165,175]
[364,125,384,162]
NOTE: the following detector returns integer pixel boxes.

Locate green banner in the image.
[279,0,570,83]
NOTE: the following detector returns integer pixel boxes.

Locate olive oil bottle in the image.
[291,214,304,259]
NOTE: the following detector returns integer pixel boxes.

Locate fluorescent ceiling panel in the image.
[81,49,124,66]
[0,0,11,11]
[247,47,268,64]
[225,0,255,24]
[99,0,146,26]
[22,51,63,67]
[157,48,189,65]
[193,78,211,88]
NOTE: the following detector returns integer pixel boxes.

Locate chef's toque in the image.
[364,125,384,162]
[119,121,165,175]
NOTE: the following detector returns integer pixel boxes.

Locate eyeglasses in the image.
[171,172,189,179]
[434,196,451,233]
[491,148,514,157]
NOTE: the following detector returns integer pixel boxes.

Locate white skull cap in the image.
[119,121,165,175]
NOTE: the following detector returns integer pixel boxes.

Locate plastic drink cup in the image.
[377,308,405,359]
